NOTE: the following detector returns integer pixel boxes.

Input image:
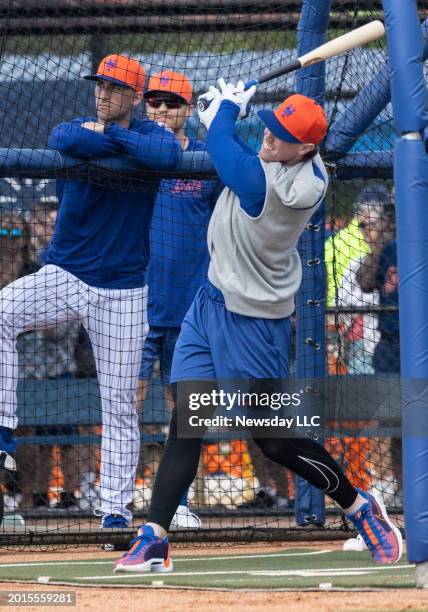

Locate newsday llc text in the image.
[187,414,321,428]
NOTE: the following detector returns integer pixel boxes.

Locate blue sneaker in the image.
[101,514,129,529]
[0,427,16,471]
[347,489,403,564]
[101,514,130,552]
[114,524,173,573]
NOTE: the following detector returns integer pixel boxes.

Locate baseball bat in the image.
[198,20,385,111]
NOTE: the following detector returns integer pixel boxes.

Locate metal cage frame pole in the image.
[294,0,331,527]
[383,0,428,584]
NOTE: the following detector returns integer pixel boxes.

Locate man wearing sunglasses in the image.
[136,71,221,528]
[0,55,182,536]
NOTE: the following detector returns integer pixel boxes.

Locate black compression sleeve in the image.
[253,436,358,509]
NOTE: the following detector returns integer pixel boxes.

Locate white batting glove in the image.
[235,80,257,119]
[197,86,221,130]
[217,78,256,119]
[217,78,242,110]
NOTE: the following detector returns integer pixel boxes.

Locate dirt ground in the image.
[0,583,427,612]
[1,543,428,612]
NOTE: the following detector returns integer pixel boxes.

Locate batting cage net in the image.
[0,0,414,547]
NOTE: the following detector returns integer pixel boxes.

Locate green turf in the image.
[0,549,414,590]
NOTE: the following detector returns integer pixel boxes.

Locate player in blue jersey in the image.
[0,55,181,533]
[137,70,221,528]
[115,79,403,573]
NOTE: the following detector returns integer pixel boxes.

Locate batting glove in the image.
[235,80,257,119]
[217,78,242,109]
[217,78,256,119]
[197,86,222,130]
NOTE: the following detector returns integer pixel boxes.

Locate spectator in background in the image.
[356,226,398,374]
[356,208,401,502]
[136,71,221,527]
[337,201,394,374]
[325,185,392,375]
[16,201,84,511]
[325,184,392,307]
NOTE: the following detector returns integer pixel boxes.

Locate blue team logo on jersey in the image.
[171,179,203,195]
[160,76,171,86]
[105,59,117,71]
[281,105,296,118]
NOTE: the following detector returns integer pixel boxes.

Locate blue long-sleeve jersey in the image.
[206,101,266,217]
[147,139,221,327]
[47,117,181,289]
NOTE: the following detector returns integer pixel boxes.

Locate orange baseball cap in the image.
[145,70,193,104]
[258,94,328,145]
[84,54,146,92]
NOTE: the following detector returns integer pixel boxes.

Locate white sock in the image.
[146,522,167,539]
[343,492,367,515]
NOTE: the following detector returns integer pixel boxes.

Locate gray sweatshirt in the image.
[207,153,328,319]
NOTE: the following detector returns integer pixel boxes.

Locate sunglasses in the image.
[145,96,187,110]
[0,227,22,237]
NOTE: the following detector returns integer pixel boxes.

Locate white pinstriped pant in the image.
[0,265,148,521]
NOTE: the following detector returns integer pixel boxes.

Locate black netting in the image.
[0,1,419,548]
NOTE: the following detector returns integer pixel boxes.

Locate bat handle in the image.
[243,79,259,90]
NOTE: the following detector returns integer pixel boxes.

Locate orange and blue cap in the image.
[145,70,193,104]
[258,94,328,145]
[84,54,146,93]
